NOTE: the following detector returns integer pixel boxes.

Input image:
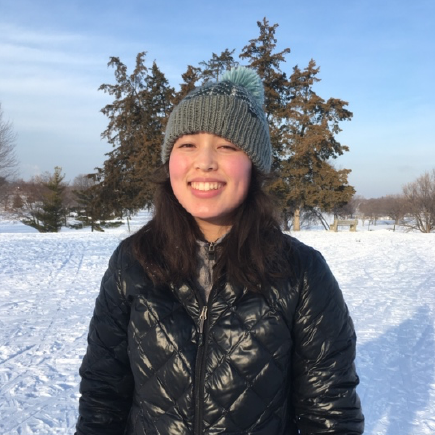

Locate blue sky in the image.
[0,0,434,198]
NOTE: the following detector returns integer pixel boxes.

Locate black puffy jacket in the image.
[76,235,364,434]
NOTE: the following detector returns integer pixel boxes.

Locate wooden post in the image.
[293,208,301,231]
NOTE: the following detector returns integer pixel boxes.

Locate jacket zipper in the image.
[194,241,217,434]
[197,306,208,345]
[208,242,216,261]
[194,305,209,434]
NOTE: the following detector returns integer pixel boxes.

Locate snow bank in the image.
[1,216,434,434]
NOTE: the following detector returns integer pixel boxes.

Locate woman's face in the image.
[169,133,252,237]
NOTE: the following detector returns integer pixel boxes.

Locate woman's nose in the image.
[195,147,217,171]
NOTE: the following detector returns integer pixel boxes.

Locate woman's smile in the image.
[190,181,225,191]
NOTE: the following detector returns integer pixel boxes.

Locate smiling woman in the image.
[75,67,364,435]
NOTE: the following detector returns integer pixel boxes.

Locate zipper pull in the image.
[198,306,208,346]
[208,242,216,261]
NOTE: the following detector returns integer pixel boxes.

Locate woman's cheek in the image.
[169,153,185,180]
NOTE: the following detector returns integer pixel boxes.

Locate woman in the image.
[76,67,364,434]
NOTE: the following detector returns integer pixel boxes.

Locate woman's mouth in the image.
[190,181,224,191]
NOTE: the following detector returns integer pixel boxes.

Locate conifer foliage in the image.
[22,166,66,232]
[92,18,355,230]
[241,19,354,230]
[70,175,115,232]
[279,60,354,230]
[199,49,239,82]
[97,53,174,215]
[171,65,202,106]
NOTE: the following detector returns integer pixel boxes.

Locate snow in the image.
[1,214,434,434]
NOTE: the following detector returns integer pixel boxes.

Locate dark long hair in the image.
[128,163,290,291]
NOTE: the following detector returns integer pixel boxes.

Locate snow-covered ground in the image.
[1,214,434,434]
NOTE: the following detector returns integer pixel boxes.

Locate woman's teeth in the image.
[191,181,223,191]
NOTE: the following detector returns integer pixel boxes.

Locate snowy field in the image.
[1,213,434,435]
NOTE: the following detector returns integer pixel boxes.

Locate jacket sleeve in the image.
[291,246,364,434]
[76,245,134,435]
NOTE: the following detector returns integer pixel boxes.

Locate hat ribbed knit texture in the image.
[161,67,272,173]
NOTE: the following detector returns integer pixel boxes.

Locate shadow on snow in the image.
[357,305,434,435]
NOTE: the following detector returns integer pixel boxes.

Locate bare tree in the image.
[381,194,407,231]
[359,198,384,227]
[402,169,435,233]
[334,195,364,219]
[0,103,19,184]
[19,167,67,232]
[10,177,46,220]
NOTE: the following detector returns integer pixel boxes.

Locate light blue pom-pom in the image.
[221,67,264,107]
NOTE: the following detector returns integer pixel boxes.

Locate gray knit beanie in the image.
[161,67,272,173]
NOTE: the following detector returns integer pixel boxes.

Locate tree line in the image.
[355,170,435,233]
[2,166,434,233]
[1,168,124,232]
[1,18,434,233]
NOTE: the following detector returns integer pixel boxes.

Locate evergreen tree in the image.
[199,49,239,82]
[71,175,113,232]
[22,167,66,232]
[279,61,354,230]
[98,53,174,215]
[172,65,202,106]
[241,19,354,230]
[240,18,290,170]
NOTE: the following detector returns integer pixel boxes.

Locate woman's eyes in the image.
[176,143,239,151]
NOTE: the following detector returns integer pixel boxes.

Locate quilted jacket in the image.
[76,235,364,434]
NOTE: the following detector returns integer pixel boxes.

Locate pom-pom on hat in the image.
[161,66,272,173]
